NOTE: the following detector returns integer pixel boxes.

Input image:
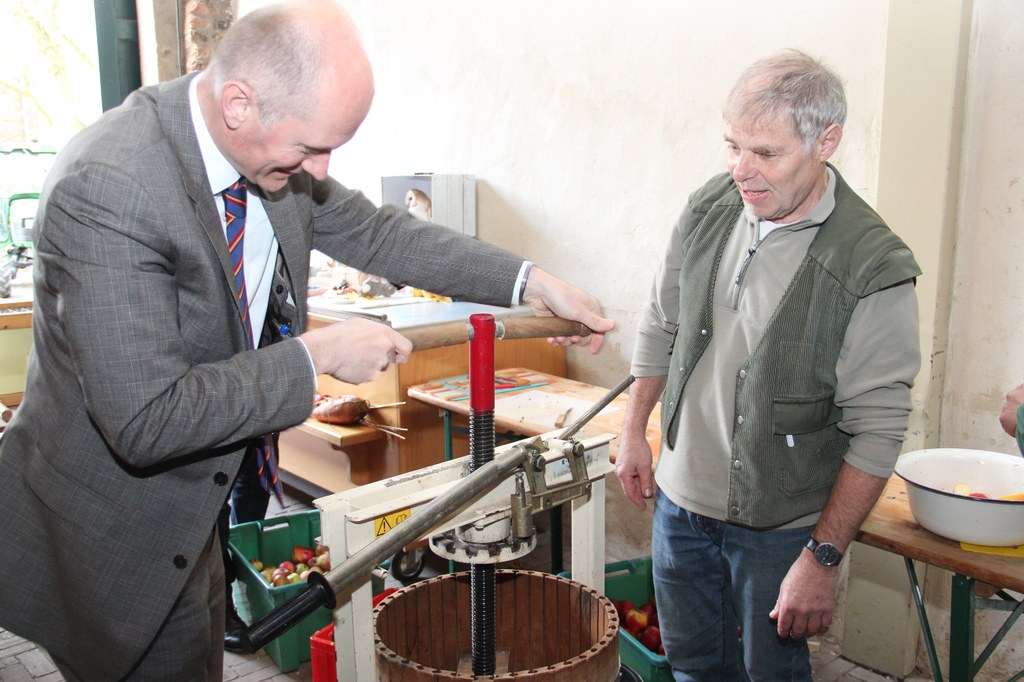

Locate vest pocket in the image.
[772,394,840,435]
[773,395,845,497]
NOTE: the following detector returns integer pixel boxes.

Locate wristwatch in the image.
[805,537,843,567]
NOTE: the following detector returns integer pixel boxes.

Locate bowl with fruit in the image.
[894,448,1024,546]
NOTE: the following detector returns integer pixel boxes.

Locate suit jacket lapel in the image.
[263,192,310,330]
[157,73,251,337]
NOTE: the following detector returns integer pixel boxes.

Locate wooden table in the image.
[407,367,661,463]
[857,476,1024,681]
[1,279,33,407]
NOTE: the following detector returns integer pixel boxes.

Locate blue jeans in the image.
[652,490,812,681]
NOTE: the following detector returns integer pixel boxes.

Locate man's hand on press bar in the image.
[300,317,413,384]
[521,267,616,354]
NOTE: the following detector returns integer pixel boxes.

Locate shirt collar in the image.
[189,75,241,196]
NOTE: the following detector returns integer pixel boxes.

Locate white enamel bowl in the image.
[894,448,1024,547]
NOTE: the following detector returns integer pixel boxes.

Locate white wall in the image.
[944,2,1024,453]
[923,3,1024,679]
[326,0,890,386]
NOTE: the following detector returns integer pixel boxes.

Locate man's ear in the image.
[819,123,843,161]
[222,80,254,131]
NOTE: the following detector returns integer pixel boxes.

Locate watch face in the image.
[814,543,842,566]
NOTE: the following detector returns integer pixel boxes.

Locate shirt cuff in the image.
[512,261,533,306]
[295,337,318,381]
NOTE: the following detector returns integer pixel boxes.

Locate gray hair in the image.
[207,4,325,126]
[724,49,847,149]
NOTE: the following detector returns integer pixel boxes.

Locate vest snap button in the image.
[736,415,744,425]
[700,329,708,336]
[730,505,740,515]
[739,369,747,379]
[733,459,743,470]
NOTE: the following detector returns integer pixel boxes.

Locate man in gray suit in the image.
[0,1,614,679]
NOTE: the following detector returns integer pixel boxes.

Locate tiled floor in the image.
[0,484,931,682]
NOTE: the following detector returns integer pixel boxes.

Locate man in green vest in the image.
[615,49,921,680]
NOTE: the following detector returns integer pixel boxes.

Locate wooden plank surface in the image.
[857,476,1024,592]
[1,281,33,330]
[293,418,383,448]
[407,368,660,462]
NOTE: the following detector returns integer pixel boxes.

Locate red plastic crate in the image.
[310,624,336,682]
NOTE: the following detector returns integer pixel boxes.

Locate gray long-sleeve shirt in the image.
[631,169,920,527]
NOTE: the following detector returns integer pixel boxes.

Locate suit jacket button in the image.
[214,471,229,486]
[174,555,188,569]
[276,284,285,294]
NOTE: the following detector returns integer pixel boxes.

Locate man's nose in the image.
[301,152,332,180]
[730,150,755,180]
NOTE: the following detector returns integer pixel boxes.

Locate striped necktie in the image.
[223,179,253,346]
[223,178,285,505]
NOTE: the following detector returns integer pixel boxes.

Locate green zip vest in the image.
[662,166,921,528]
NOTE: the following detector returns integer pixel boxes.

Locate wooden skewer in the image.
[368,401,406,409]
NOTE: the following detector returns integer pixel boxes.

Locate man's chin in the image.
[254,175,293,194]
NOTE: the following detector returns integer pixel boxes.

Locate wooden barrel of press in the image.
[374,569,620,681]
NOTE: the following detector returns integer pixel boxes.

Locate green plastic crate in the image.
[560,557,671,682]
[228,510,332,673]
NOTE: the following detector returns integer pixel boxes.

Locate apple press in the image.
[230,313,634,680]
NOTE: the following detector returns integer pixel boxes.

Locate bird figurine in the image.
[405,188,433,222]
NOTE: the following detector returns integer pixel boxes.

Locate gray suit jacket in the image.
[0,73,522,679]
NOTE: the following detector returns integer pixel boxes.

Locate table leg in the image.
[442,408,454,462]
[906,558,944,682]
[949,573,975,682]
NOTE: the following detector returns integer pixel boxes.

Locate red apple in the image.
[615,599,635,622]
[624,608,648,635]
[639,603,658,628]
[291,545,315,565]
[277,560,295,573]
[639,626,662,653]
[259,568,275,583]
[314,545,329,557]
[249,558,264,572]
[314,553,331,571]
[272,574,289,587]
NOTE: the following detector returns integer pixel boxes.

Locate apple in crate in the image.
[613,599,635,622]
[291,545,315,565]
[639,625,662,653]
[624,608,649,636]
[639,602,659,628]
